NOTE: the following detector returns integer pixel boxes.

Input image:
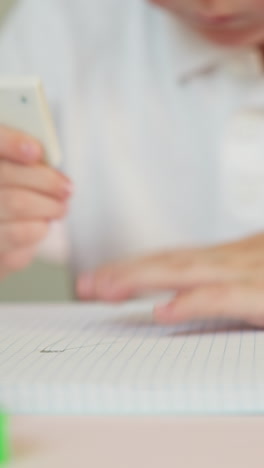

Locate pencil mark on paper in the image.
[40,341,124,354]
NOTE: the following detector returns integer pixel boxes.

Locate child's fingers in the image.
[0,125,43,164]
[154,283,264,326]
[0,246,36,276]
[76,254,239,302]
[0,161,73,200]
[0,189,68,222]
[0,221,49,255]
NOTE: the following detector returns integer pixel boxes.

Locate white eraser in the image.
[0,76,61,167]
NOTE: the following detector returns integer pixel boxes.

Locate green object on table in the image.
[0,413,10,464]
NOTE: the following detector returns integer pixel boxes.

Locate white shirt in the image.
[1,0,264,273]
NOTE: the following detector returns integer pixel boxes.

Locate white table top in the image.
[10,416,264,468]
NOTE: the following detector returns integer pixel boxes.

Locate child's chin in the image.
[198,28,264,48]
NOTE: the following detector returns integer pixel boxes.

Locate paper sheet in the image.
[0,302,264,415]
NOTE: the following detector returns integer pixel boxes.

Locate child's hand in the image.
[77,235,264,328]
[0,125,72,278]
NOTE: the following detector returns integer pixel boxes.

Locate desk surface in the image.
[10,416,264,468]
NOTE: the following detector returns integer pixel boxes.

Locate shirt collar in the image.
[167,15,258,82]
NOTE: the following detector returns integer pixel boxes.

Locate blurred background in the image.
[0,260,72,302]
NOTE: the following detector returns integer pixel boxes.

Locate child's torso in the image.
[1,0,264,271]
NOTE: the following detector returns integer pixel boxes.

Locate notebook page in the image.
[0,302,263,415]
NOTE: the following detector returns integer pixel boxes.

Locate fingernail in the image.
[20,141,42,161]
[77,275,94,298]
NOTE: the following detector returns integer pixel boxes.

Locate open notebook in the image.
[0,301,264,415]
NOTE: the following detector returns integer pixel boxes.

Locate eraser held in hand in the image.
[0,76,61,167]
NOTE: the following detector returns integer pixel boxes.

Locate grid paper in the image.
[0,302,264,415]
